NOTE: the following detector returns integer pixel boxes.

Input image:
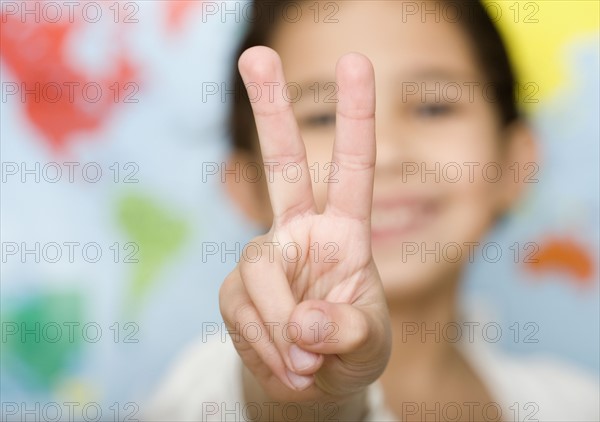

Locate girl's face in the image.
[237,1,532,299]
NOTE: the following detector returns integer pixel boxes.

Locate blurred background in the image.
[1,0,598,419]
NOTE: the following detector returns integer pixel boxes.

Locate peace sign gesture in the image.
[219,46,391,404]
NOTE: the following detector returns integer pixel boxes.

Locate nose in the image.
[375,111,410,176]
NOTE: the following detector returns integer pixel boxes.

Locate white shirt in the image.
[144,334,599,421]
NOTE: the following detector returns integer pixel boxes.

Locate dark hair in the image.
[229,0,519,153]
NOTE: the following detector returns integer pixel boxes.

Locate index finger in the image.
[238,46,317,224]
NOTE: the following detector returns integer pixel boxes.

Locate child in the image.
[147,1,599,420]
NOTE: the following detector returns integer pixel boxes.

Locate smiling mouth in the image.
[370,198,439,242]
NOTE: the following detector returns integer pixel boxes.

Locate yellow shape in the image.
[484,0,599,106]
[56,378,99,404]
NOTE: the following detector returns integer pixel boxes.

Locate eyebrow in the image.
[292,79,339,104]
[291,69,483,106]
[295,79,337,91]
[400,69,481,83]
[294,69,481,91]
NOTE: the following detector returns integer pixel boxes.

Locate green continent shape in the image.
[117,193,189,309]
[1,291,83,389]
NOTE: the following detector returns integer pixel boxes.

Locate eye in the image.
[415,103,453,118]
[302,113,336,128]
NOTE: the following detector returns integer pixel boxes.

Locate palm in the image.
[277,215,372,303]
[220,46,390,403]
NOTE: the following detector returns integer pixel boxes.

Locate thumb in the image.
[290,299,384,356]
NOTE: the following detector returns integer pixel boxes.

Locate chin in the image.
[377,259,455,302]
[379,263,440,302]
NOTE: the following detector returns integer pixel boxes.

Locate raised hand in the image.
[219,46,391,404]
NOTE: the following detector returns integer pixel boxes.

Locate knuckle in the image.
[336,151,376,172]
[232,301,256,327]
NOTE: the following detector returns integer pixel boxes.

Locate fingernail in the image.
[286,368,313,391]
[289,344,319,372]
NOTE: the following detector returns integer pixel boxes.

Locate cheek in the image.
[375,119,506,293]
[441,175,501,245]
[430,120,505,240]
